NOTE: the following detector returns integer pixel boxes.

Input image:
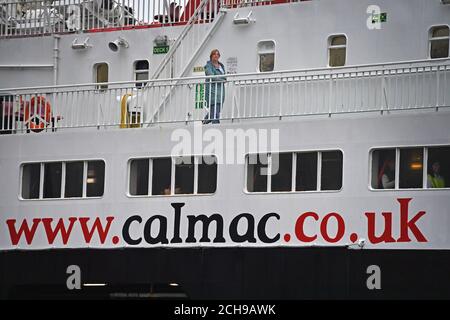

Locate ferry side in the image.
[0,0,450,299]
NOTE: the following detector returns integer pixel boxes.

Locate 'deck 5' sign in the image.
[1,198,431,250]
[153,45,169,54]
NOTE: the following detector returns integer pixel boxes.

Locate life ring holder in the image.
[23,96,52,133]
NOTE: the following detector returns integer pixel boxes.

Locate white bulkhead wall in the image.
[0,0,448,88]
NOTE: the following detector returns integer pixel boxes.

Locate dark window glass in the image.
[129,159,149,196]
[430,26,449,59]
[175,156,194,194]
[271,153,292,192]
[296,152,317,191]
[198,156,217,194]
[427,147,449,189]
[247,154,268,192]
[321,151,343,191]
[65,162,84,198]
[372,149,396,189]
[135,60,149,70]
[152,158,172,195]
[399,148,423,189]
[22,163,41,199]
[43,162,62,199]
[86,161,105,197]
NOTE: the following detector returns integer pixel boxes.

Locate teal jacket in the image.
[204,60,226,106]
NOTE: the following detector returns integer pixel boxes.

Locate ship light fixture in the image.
[109,37,130,52]
[154,35,169,47]
[233,11,255,25]
[71,38,92,50]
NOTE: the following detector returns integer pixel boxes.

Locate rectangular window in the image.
[43,162,62,199]
[198,156,217,194]
[65,161,84,198]
[134,60,149,88]
[152,158,172,196]
[321,151,343,191]
[371,149,396,189]
[247,154,269,192]
[130,156,217,196]
[247,151,343,193]
[271,153,292,192]
[129,159,149,196]
[257,40,275,72]
[329,35,347,67]
[371,146,450,190]
[430,26,449,59]
[21,163,41,199]
[399,148,423,189]
[175,156,195,195]
[94,63,109,90]
[86,161,105,197]
[296,152,318,191]
[427,146,449,189]
[21,160,105,200]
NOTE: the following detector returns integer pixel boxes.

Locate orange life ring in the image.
[24,96,52,133]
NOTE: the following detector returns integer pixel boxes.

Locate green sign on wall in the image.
[372,12,387,24]
[153,45,169,54]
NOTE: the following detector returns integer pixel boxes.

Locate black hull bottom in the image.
[1,247,450,299]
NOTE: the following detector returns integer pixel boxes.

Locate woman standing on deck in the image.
[203,49,226,124]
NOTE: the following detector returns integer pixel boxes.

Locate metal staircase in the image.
[152,0,227,81]
[145,0,227,124]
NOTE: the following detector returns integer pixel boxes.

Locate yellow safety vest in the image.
[429,175,445,188]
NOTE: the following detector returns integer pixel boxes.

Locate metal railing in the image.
[1,59,449,134]
[0,0,224,38]
[0,0,310,38]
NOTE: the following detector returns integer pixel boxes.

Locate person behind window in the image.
[378,158,395,189]
[203,49,226,124]
[427,161,445,188]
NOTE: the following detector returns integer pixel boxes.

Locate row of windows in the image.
[327,25,449,68]
[129,156,217,196]
[371,146,450,190]
[19,146,449,200]
[94,60,149,90]
[21,160,105,200]
[94,25,449,85]
[246,151,343,193]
